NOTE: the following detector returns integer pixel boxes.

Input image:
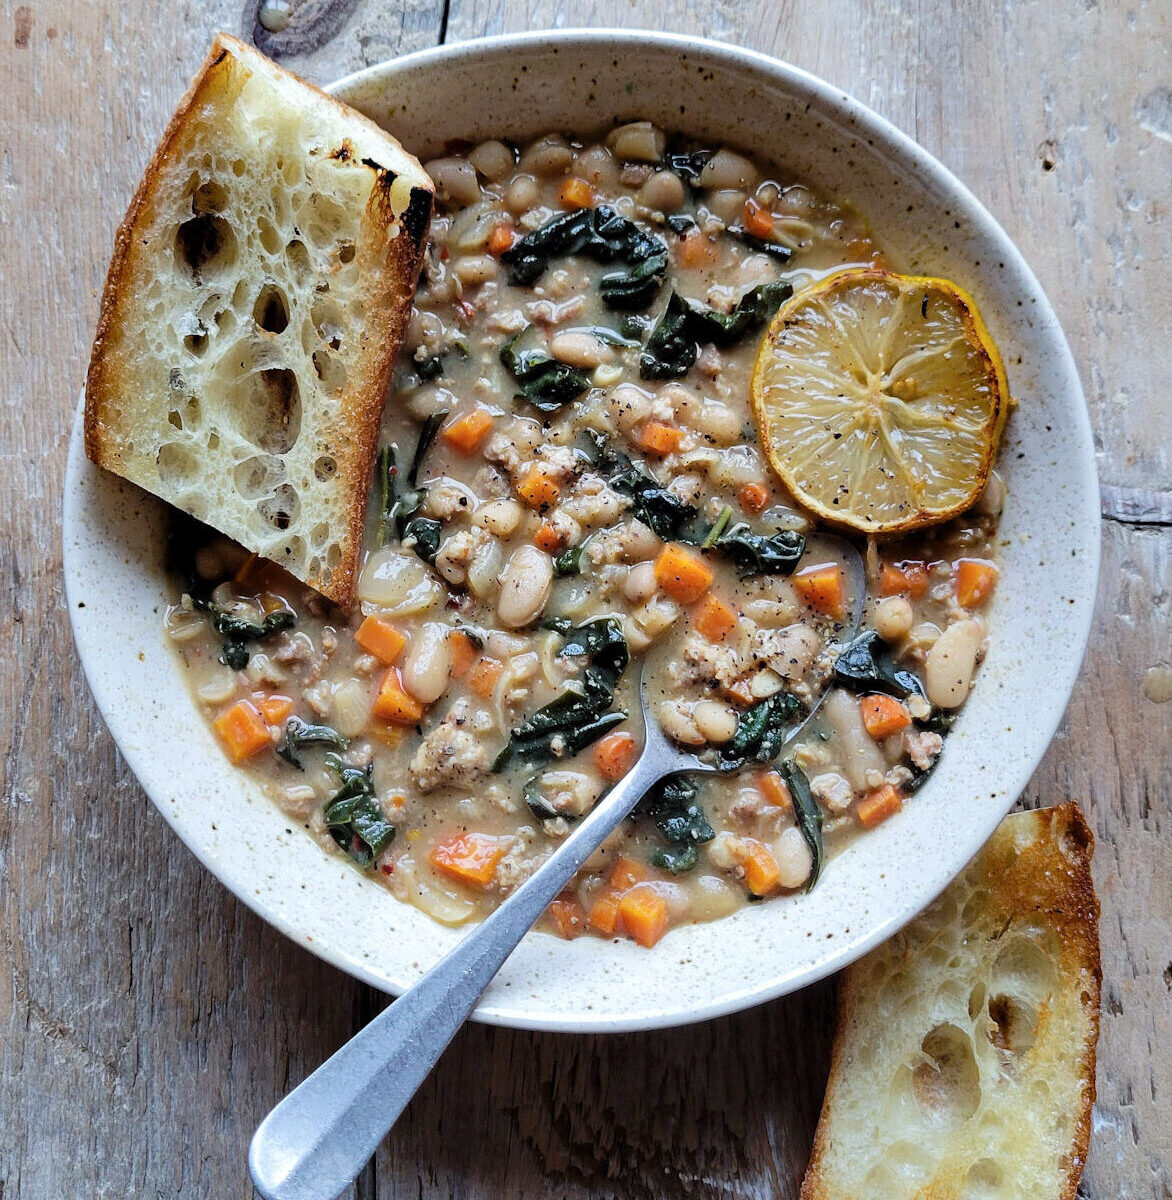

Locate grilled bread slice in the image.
[85,34,433,605]
[801,803,1101,1200]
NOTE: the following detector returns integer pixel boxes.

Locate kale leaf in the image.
[651,844,700,874]
[501,206,669,311]
[322,755,395,869]
[833,630,926,700]
[492,618,630,772]
[276,716,349,770]
[717,692,802,771]
[728,225,794,262]
[640,281,794,380]
[553,543,585,576]
[779,760,823,891]
[375,412,449,559]
[191,598,295,669]
[402,516,442,565]
[637,775,715,875]
[698,508,805,577]
[499,329,592,413]
[415,354,444,381]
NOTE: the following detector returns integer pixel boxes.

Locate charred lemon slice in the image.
[750,268,1010,533]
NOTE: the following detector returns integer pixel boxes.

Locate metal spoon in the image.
[249,537,864,1200]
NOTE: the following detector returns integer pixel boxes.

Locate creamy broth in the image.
[167,126,1002,947]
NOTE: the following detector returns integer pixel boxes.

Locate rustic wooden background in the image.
[1,1,1168,1196]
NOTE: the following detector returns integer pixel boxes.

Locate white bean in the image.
[624,560,658,603]
[705,187,747,224]
[573,145,619,189]
[822,687,885,790]
[925,618,983,708]
[466,540,503,600]
[605,121,666,163]
[693,401,741,445]
[403,622,453,703]
[550,329,615,368]
[638,169,686,213]
[452,253,498,285]
[497,545,553,627]
[700,148,757,191]
[605,383,653,431]
[468,139,515,181]
[519,135,575,177]
[658,701,704,746]
[693,700,738,744]
[873,595,914,642]
[423,156,481,208]
[474,497,523,537]
[633,596,680,640]
[503,173,540,214]
[774,826,813,889]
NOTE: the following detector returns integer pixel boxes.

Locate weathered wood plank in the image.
[0,1,1167,1198]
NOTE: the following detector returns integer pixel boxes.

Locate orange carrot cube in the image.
[857,784,903,828]
[593,731,639,781]
[442,408,495,455]
[588,890,622,935]
[467,657,504,699]
[757,771,793,812]
[694,595,737,642]
[254,694,293,725]
[486,221,516,256]
[449,630,478,678]
[428,832,508,889]
[533,522,563,553]
[793,563,845,619]
[213,699,272,764]
[742,197,775,239]
[517,467,560,512]
[677,228,718,268]
[618,884,670,948]
[355,615,407,665]
[637,421,684,457]
[654,544,714,603]
[547,895,587,940]
[879,560,929,599]
[860,694,912,740]
[737,482,770,514]
[741,839,781,896]
[372,667,425,725]
[558,177,594,209]
[608,855,652,891]
[955,558,999,608]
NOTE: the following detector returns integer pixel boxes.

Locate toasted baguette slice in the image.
[801,803,1101,1200]
[85,34,433,605]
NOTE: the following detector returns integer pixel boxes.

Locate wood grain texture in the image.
[1,1,1168,1197]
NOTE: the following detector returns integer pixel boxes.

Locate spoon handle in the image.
[249,743,672,1200]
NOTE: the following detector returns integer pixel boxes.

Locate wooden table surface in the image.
[2,1,1168,1196]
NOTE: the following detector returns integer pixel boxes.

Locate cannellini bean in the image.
[452,253,498,285]
[658,701,705,746]
[423,156,481,208]
[774,826,813,889]
[605,383,653,431]
[701,148,757,191]
[925,618,983,708]
[976,469,1007,516]
[519,134,575,177]
[474,497,523,537]
[467,540,503,600]
[637,169,686,213]
[705,187,747,224]
[550,329,615,368]
[633,596,680,639]
[468,139,514,180]
[195,666,236,705]
[497,545,553,627]
[403,622,454,703]
[573,145,619,189]
[693,700,739,744]
[605,121,666,163]
[503,173,541,214]
[624,561,658,603]
[822,687,886,790]
[688,874,741,921]
[623,519,661,561]
[873,596,914,642]
[693,401,741,445]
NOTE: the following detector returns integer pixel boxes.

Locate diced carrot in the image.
[558,177,594,209]
[486,221,516,257]
[694,594,737,642]
[955,558,999,608]
[517,467,560,511]
[677,228,718,268]
[533,522,563,553]
[609,855,652,891]
[793,563,845,619]
[654,543,713,603]
[588,890,622,935]
[355,615,407,665]
[618,884,669,948]
[547,895,587,940]
[857,784,903,828]
[255,694,293,725]
[593,731,639,781]
[213,700,272,764]
[372,667,425,725]
[737,482,770,514]
[757,770,793,812]
[637,421,684,457]
[442,408,495,455]
[860,694,912,740]
[741,839,781,897]
[449,630,478,678]
[428,832,508,889]
[879,560,929,599]
[467,656,504,699]
[742,198,775,239]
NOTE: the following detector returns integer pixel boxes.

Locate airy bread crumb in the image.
[85,34,434,605]
[801,803,1101,1200]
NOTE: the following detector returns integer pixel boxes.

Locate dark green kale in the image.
[779,760,823,891]
[640,281,794,380]
[375,411,449,558]
[415,354,444,381]
[553,543,586,576]
[492,618,630,773]
[500,205,668,310]
[833,630,926,700]
[696,505,806,577]
[637,775,715,875]
[717,692,802,771]
[190,598,295,669]
[651,844,700,874]
[499,329,591,413]
[728,225,794,262]
[322,755,395,869]
[401,516,442,565]
[662,147,713,186]
[276,717,349,770]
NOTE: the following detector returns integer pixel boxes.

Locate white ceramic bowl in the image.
[63,31,1099,1031]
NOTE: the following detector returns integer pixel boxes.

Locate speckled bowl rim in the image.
[63,30,1100,1032]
